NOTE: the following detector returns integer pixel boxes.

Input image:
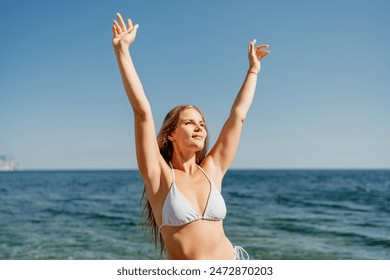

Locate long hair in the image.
[140,105,209,255]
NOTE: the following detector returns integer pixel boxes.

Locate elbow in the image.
[230,107,247,123]
[134,109,146,120]
[133,105,152,122]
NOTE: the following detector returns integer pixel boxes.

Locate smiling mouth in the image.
[192,135,203,140]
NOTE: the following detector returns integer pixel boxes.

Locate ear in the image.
[167,134,174,141]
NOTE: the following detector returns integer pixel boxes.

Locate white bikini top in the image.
[159,162,227,229]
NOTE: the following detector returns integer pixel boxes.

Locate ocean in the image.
[0,170,389,260]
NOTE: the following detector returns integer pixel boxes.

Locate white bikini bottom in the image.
[233,245,249,260]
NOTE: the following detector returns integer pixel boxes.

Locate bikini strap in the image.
[234,246,250,260]
[169,161,175,184]
[169,162,214,187]
[196,164,214,186]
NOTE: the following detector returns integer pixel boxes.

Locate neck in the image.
[170,153,198,174]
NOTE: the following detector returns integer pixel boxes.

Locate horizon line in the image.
[2,167,390,172]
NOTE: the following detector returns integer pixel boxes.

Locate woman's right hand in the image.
[112,13,139,50]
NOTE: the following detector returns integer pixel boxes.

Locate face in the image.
[168,108,207,152]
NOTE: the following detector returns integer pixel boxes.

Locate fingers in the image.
[113,13,139,36]
[113,20,121,33]
[127,19,139,34]
[116,13,127,32]
[249,39,256,54]
[248,39,270,60]
[132,23,139,35]
[112,25,118,37]
[255,44,269,50]
[126,19,133,31]
[256,50,271,60]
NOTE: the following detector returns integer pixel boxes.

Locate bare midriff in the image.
[161,220,234,260]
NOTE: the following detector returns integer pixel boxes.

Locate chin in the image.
[193,144,204,151]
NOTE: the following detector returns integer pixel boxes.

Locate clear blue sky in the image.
[1,0,389,170]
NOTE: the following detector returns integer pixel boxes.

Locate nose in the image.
[194,123,203,131]
[194,124,207,137]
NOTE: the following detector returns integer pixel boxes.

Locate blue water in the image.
[0,170,389,259]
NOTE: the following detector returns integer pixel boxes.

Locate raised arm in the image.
[112,13,163,188]
[207,39,270,176]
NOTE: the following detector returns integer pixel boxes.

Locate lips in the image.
[192,135,203,140]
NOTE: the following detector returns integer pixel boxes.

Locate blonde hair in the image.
[140,105,209,255]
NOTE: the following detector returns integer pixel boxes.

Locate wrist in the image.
[247,68,259,75]
[114,45,130,56]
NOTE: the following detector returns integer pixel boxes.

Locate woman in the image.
[112,12,270,260]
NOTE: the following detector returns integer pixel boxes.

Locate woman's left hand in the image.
[248,39,270,74]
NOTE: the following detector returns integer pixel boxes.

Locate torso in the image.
[148,159,234,260]
[162,220,234,260]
